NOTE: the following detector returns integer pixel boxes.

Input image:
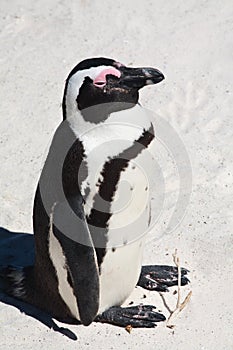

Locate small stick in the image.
[159,249,192,328]
[179,291,192,312]
[159,292,172,314]
[173,249,181,308]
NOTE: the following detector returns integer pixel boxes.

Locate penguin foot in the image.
[95,305,165,328]
[137,265,189,292]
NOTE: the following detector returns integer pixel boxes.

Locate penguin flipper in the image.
[95,305,165,328]
[52,197,100,326]
[137,265,190,292]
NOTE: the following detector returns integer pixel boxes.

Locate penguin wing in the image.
[38,123,99,325]
[52,196,100,326]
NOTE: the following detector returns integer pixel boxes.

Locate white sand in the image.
[0,0,233,349]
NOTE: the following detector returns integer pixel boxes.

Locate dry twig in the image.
[160,249,192,328]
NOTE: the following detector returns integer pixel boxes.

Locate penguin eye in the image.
[92,68,121,88]
[93,81,106,87]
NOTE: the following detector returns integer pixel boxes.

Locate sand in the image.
[0,0,233,349]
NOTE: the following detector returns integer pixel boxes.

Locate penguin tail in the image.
[0,265,31,300]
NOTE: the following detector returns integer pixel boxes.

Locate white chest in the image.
[67,105,155,314]
[98,237,145,314]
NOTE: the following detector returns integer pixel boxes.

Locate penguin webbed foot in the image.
[137,265,189,292]
[95,305,165,328]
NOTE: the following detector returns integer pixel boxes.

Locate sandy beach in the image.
[0,1,233,349]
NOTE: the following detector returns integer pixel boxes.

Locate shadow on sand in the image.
[0,227,78,340]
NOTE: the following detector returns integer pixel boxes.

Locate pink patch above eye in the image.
[93,67,121,87]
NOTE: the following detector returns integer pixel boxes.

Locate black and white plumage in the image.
[3,57,189,328]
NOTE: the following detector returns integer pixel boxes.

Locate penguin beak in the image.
[119,66,165,89]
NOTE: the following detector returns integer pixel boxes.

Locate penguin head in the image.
[62,57,164,122]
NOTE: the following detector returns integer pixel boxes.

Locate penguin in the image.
[3,57,189,328]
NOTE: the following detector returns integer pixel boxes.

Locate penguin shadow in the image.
[0,227,78,341]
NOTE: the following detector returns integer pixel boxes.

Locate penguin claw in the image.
[95,305,165,328]
[137,265,190,291]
